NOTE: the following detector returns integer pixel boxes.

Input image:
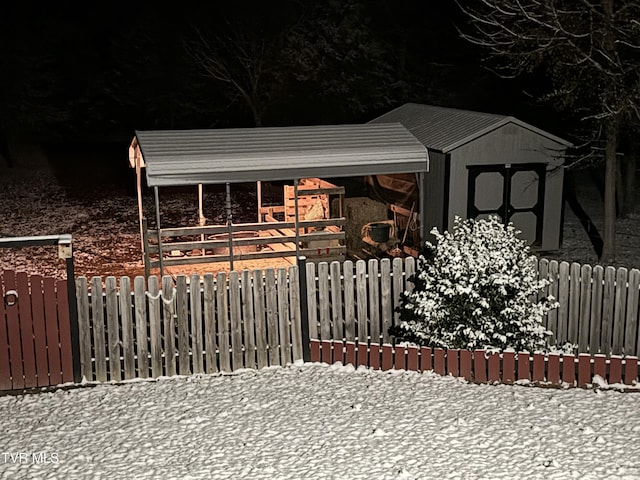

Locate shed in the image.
[370,103,572,251]
[129,123,428,275]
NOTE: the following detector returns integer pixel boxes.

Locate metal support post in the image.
[154,186,164,277]
[226,182,234,271]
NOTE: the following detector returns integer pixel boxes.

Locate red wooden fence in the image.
[0,270,74,390]
[310,339,640,388]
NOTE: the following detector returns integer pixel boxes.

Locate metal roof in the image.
[131,123,428,187]
[370,103,572,153]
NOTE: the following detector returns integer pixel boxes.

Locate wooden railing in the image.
[142,217,346,276]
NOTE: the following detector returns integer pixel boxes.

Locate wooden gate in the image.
[0,270,74,390]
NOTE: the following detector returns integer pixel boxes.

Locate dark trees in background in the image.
[0,2,551,162]
[107,8,218,133]
[458,0,640,263]
[183,0,409,127]
[0,4,76,165]
[281,0,398,123]
[183,4,293,128]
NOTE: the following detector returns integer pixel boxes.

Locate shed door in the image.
[466,163,546,246]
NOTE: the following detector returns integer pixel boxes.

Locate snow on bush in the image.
[393,216,557,352]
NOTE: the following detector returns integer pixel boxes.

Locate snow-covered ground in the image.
[1,362,639,480]
[2,149,640,279]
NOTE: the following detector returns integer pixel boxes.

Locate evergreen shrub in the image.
[392,216,558,352]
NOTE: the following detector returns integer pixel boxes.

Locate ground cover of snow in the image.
[1,362,639,480]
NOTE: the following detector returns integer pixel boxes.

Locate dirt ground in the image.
[1,144,639,280]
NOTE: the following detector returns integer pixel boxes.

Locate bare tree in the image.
[184,23,286,127]
[458,0,640,263]
[183,1,401,127]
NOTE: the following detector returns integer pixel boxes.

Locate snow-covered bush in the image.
[393,216,557,352]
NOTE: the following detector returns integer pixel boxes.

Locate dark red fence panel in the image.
[30,275,49,387]
[56,279,74,384]
[1,270,74,390]
[547,354,560,385]
[487,353,500,383]
[407,346,419,371]
[3,270,25,389]
[609,356,622,385]
[0,273,13,390]
[562,354,575,387]
[307,340,640,390]
[459,349,473,381]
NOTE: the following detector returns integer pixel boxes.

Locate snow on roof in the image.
[130,123,428,187]
[370,103,572,153]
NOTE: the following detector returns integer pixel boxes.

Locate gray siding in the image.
[447,123,565,250]
[424,150,447,236]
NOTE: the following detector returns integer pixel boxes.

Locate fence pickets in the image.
[305,257,416,347]
[310,340,640,389]
[306,257,640,360]
[1,271,74,389]
[76,266,301,382]
[66,256,640,387]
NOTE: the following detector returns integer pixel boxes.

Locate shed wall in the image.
[446,123,565,250]
[424,150,447,235]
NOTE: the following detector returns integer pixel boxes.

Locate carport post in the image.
[257,181,262,222]
[198,184,205,257]
[197,184,205,226]
[154,186,164,277]
[135,156,145,257]
[226,182,234,271]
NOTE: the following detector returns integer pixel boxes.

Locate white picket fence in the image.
[76,267,302,382]
[75,257,640,382]
[304,257,415,345]
[537,259,640,355]
[306,257,640,357]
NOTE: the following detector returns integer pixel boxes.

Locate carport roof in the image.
[130,123,428,187]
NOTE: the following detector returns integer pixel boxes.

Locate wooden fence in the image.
[75,266,302,382]
[304,257,415,345]
[72,256,640,385]
[306,257,640,358]
[536,259,640,356]
[310,340,640,388]
[0,270,74,389]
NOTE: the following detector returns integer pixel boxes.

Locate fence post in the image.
[60,237,82,384]
[298,256,311,362]
[142,217,151,280]
[65,256,81,383]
